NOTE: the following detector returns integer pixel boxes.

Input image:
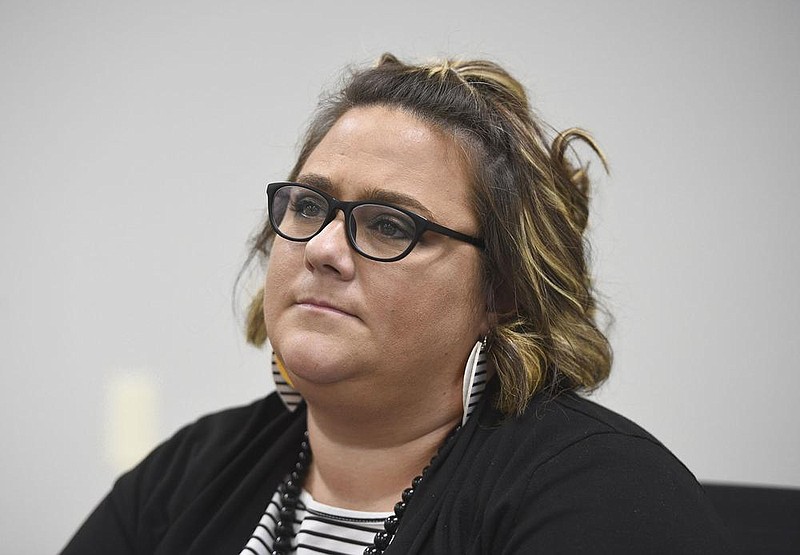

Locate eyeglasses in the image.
[266,181,484,262]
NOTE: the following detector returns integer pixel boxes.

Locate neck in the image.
[303,401,460,511]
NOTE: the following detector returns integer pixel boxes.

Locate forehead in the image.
[298,105,476,227]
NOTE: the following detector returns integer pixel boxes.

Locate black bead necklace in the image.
[270,426,461,555]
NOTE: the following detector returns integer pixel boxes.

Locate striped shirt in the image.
[240,489,391,555]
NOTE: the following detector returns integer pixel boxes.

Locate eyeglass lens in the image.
[270,184,418,260]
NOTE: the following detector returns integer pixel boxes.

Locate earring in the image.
[271,347,303,412]
[462,337,489,425]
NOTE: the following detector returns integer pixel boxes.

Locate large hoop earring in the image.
[271,347,303,412]
[462,337,489,425]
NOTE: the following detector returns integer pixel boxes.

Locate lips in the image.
[295,297,357,318]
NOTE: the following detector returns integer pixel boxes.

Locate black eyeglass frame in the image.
[266,181,485,262]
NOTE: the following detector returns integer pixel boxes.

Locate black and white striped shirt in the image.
[240,489,391,555]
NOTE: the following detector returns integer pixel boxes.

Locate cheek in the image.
[262,241,301,331]
[370,256,485,342]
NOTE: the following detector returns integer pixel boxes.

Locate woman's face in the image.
[263,105,488,413]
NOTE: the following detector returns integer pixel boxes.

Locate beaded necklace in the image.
[270,426,461,555]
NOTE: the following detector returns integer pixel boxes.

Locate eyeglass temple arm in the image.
[424,220,484,249]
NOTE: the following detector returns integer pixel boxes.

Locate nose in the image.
[303,211,356,279]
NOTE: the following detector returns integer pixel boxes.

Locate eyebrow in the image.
[296,173,435,220]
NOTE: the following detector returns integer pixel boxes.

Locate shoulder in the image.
[475,390,680,475]
[478,390,706,505]
[125,392,296,499]
[62,393,298,554]
[519,390,663,442]
[129,394,305,541]
[161,392,289,459]
[510,391,702,509]
[461,391,734,552]
[133,392,287,475]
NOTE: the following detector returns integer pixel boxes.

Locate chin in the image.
[274,331,360,386]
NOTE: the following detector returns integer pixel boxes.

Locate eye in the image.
[290,195,326,219]
[367,213,414,240]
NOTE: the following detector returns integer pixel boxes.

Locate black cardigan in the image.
[62,385,733,554]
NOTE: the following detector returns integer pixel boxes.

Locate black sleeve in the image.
[60,478,138,555]
[500,433,736,554]
[60,424,192,555]
[60,395,300,555]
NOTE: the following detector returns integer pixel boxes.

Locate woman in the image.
[63,54,732,554]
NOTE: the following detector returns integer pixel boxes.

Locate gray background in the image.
[2,1,798,552]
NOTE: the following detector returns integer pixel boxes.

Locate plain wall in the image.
[1,1,798,552]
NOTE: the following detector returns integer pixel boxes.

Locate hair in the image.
[243,53,612,416]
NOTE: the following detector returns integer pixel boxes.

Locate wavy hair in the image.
[244,53,612,416]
